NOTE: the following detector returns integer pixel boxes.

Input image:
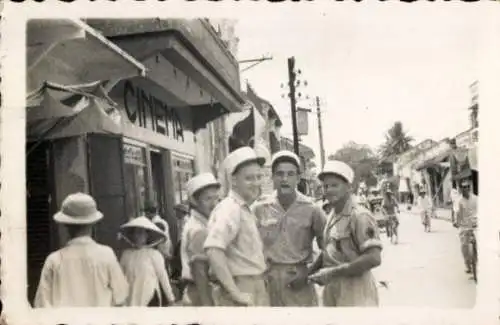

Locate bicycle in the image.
[466,227,478,283]
[385,213,399,244]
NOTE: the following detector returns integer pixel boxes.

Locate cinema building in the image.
[26,19,244,303]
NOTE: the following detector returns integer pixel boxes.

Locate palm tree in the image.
[379,121,414,159]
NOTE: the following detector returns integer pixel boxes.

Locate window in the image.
[172,155,194,205]
[123,143,148,219]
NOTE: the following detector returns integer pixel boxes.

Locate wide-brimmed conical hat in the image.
[119,216,166,248]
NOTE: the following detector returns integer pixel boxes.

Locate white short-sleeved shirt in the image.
[204,191,267,276]
[181,210,209,281]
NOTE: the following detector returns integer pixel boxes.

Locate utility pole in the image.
[287,57,300,156]
[316,96,326,168]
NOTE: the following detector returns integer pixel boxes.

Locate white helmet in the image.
[318,160,354,184]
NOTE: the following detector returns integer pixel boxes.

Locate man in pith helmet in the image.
[253,150,326,306]
[308,161,383,306]
[34,193,128,307]
[204,147,270,306]
[180,172,221,306]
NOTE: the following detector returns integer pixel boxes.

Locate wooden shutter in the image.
[87,134,127,256]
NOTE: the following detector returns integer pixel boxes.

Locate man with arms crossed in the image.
[180,173,221,306]
[308,161,383,306]
[204,147,269,306]
[253,150,326,306]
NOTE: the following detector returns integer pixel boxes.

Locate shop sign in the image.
[297,107,310,136]
[123,144,145,166]
[122,80,185,142]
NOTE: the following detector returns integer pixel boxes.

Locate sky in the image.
[233,4,481,167]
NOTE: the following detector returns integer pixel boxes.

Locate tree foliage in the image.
[327,141,379,189]
[379,121,414,159]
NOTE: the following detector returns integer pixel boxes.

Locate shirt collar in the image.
[190,209,208,225]
[66,236,95,246]
[337,196,355,216]
[229,190,251,208]
[271,190,311,205]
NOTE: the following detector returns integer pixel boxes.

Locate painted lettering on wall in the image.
[123,80,185,142]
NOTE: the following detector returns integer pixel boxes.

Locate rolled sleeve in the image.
[187,229,209,262]
[204,204,241,251]
[352,212,383,253]
[312,206,327,249]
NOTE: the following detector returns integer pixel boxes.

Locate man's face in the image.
[232,162,263,203]
[194,186,221,217]
[272,162,299,196]
[461,184,471,198]
[322,174,350,204]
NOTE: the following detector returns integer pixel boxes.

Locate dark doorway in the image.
[26,141,56,305]
[151,150,167,217]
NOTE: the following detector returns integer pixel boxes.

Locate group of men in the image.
[180,146,383,307]
[33,146,384,308]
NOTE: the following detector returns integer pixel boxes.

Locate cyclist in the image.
[454,179,478,274]
[382,189,400,243]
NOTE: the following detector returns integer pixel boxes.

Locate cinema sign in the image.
[109,78,196,152]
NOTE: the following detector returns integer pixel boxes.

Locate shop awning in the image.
[27,19,146,95]
[27,85,123,142]
[414,149,451,171]
[85,19,246,116]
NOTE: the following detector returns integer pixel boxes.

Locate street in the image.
[372,207,476,308]
[316,207,476,308]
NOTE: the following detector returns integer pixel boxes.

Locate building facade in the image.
[25,19,244,304]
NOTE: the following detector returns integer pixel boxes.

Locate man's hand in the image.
[286,268,309,290]
[232,292,254,306]
[308,267,337,286]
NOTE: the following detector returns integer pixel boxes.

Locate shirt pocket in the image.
[327,227,358,262]
[258,216,282,247]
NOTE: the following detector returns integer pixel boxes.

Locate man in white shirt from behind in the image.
[34,193,129,307]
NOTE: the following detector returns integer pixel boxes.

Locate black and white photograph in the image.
[1,2,500,325]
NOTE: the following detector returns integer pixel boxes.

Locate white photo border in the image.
[2,1,500,324]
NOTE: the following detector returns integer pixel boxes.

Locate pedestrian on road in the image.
[204,146,270,306]
[382,189,400,243]
[119,216,176,306]
[450,187,462,225]
[253,150,327,306]
[308,161,383,307]
[454,180,478,274]
[417,189,433,232]
[34,193,129,307]
[180,173,221,306]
